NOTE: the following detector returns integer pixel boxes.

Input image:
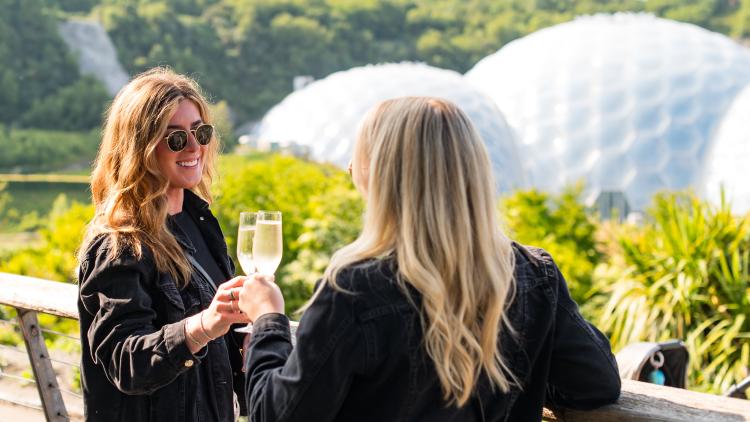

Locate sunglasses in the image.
[163,124,214,152]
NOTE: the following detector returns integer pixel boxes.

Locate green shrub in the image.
[0,195,94,283]
[500,184,601,304]
[590,192,750,393]
[213,153,363,314]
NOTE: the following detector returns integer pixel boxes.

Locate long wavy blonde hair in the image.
[324,97,517,406]
[79,67,219,288]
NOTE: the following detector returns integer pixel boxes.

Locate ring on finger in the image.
[229,290,236,301]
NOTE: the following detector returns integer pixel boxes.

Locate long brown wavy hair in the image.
[79,67,219,288]
[324,97,517,406]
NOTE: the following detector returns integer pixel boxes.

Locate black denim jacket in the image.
[245,243,620,422]
[77,190,245,421]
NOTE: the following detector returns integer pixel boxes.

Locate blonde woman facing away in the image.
[238,97,621,421]
[77,68,250,421]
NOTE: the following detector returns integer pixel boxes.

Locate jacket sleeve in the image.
[544,257,621,409]
[244,283,367,422]
[78,250,199,395]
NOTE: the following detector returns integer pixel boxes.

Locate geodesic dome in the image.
[701,84,750,214]
[255,63,527,193]
[466,13,750,209]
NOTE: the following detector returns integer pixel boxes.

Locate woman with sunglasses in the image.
[77,67,250,422]
[238,97,620,421]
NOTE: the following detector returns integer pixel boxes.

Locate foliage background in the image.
[2,157,749,395]
[1,0,749,398]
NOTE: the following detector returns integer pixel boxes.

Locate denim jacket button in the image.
[184,359,194,368]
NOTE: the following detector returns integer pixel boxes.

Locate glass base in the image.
[234,323,253,334]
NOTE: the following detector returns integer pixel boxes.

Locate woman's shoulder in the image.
[331,258,399,291]
[79,233,155,283]
[510,241,564,294]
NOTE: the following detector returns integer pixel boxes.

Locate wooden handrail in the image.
[0,272,78,318]
[1,272,750,421]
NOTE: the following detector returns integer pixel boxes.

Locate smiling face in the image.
[155,100,207,199]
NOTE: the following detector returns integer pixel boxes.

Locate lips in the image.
[177,158,199,167]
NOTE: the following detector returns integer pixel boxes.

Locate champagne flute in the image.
[237,212,257,275]
[235,211,257,336]
[253,210,283,276]
[235,210,282,335]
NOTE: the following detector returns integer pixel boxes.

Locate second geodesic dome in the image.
[254,62,528,193]
[466,13,750,209]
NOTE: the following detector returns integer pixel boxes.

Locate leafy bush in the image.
[213,153,363,313]
[590,192,750,393]
[0,195,94,283]
[500,184,601,303]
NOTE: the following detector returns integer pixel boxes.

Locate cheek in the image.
[154,147,173,173]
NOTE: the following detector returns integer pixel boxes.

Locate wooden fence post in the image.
[17,308,69,422]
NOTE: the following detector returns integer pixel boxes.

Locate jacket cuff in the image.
[164,319,205,369]
[252,313,291,339]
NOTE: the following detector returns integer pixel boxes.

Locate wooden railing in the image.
[1,272,750,422]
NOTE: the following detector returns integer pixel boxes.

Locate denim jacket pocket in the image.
[155,274,186,314]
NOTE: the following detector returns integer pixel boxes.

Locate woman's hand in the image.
[238,274,285,322]
[185,276,251,352]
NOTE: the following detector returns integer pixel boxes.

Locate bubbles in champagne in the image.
[237,226,256,274]
[253,221,282,275]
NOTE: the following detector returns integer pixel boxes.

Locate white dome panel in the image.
[255,63,527,193]
[702,84,750,214]
[466,13,750,209]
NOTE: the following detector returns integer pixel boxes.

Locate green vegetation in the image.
[2,0,750,399]
[213,154,363,312]
[501,183,600,303]
[3,0,748,132]
[588,192,750,395]
[0,0,109,130]
[1,155,750,394]
[0,128,100,173]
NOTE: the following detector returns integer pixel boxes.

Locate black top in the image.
[78,190,245,422]
[171,210,225,289]
[244,243,621,422]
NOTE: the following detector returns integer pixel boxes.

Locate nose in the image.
[184,129,201,152]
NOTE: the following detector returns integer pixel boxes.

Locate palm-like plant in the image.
[589,192,750,394]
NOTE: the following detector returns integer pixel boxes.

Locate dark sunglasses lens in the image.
[167,131,188,151]
[195,125,213,145]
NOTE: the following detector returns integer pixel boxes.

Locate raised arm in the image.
[241,279,368,422]
[78,256,198,395]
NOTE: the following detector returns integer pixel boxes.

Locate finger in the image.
[251,273,274,284]
[218,276,246,290]
[216,309,252,323]
[226,312,252,323]
[215,302,239,314]
[214,287,240,303]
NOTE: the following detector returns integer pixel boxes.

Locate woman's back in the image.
[240,97,619,421]
[244,243,620,422]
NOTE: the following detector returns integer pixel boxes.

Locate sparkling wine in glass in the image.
[235,210,283,336]
[235,211,257,336]
[253,210,282,275]
[237,212,257,275]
